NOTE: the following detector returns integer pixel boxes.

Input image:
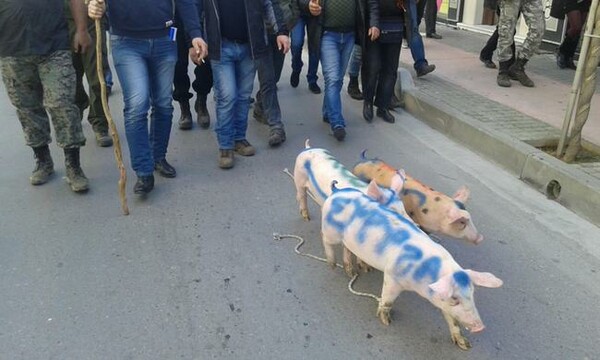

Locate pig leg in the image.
[441,311,472,350]
[321,232,338,270]
[342,246,356,277]
[293,168,310,221]
[376,273,404,326]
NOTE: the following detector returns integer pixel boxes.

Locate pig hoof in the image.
[300,209,310,221]
[376,307,392,326]
[452,334,472,351]
[328,260,336,270]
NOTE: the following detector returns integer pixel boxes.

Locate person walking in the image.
[88,0,207,194]
[496,0,545,88]
[290,6,322,93]
[417,0,442,39]
[551,0,591,69]
[0,0,92,192]
[301,0,380,141]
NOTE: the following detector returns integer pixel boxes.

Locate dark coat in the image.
[200,0,285,61]
[297,0,380,51]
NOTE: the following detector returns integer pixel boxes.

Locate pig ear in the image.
[366,180,384,202]
[453,186,470,202]
[465,270,503,288]
[429,274,454,300]
[390,170,406,194]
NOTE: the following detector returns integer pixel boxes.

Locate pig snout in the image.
[472,234,484,245]
[469,322,485,333]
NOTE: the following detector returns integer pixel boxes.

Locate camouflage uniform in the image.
[65,1,110,135]
[0,51,86,149]
[497,0,545,62]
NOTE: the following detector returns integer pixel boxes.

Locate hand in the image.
[88,0,106,19]
[191,37,208,64]
[368,27,380,41]
[73,29,92,54]
[276,35,290,54]
[308,0,321,16]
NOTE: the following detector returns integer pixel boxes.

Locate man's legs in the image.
[408,0,436,76]
[192,60,213,129]
[320,31,355,140]
[290,19,306,87]
[362,40,381,122]
[425,0,441,38]
[507,0,544,87]
[347,45,363,100]
[173,27,194,130]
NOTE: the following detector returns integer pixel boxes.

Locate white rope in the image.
[273,233,380,302]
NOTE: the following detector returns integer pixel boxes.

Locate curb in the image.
[402,81,600,227]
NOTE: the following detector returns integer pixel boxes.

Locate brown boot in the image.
[508,58,534,87]
[30,145,54,185]
[64,148,89,192]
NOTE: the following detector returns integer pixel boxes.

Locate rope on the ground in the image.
[273,233,380,302]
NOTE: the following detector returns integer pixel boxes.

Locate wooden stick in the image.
[94,19,129,215]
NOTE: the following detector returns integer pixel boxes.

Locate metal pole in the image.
[557,0,600,157]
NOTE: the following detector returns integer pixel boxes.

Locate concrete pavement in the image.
[397,26,600,226]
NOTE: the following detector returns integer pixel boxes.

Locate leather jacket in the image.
[297,0,380,50]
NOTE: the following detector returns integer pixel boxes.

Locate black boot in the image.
[557,35,578,70]
[347,76,363,100]
[195,95,210,129]
[64,148,89,192]
[376,108,395,123]
[497,60,512,87]
[178,100,193,130]
[508,58,534,87]
[363,102,373,122]
[30,145,54,185]
[134,175,154,195]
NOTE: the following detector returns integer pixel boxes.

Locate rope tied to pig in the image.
[273,233,380,302]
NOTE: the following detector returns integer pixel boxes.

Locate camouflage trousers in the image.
[497,0,545,62]
[0,50,86,149]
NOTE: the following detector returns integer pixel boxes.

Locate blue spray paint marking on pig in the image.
[454,200,466,210]
[413,256,441,283]
[404,189,427,207]
[304,162,328,200]
[393,244,423,278]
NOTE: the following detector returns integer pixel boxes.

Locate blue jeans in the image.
[320,31,355,129]
[347,45,362,77]
[111,35,177,177]
[291,17,319,84]
[407,0,428,70]
[211,40,256,149]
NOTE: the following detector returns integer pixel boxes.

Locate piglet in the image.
[293,140,407,221]
[353,151,483,245]
[321,181,503,350]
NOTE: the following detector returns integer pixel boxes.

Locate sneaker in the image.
[416,64,436,77]
[290,71,300,88]
[154,158,176,178]
[268,128,286,147]
[134,175,154,195]
[218,149,234,169]
[332,126,346,141]
[234,139,256,156]
[95,130,113,147]
[308,83,321,94]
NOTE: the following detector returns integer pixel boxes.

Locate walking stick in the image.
[94,19,129,215]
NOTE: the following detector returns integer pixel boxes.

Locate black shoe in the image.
[347,76,363,100]
[556,52,568,69]
[426,33,443,39]
[376,108,395,123]
[565,57,577,70]
[323,116,330,123]
[178,101,193,130]
[268,128,286,147]
[134,175,154,195]
[389,94,405,109]
[154,159,176,178]
[308,82,321,94]
[416,64,436,77]
[290,71,300,88]
[195,96,211,129]
[363,102,373,122]
[480,56,497,69]
[332,126,346,141]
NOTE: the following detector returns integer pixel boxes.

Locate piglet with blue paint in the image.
[293,140,407,221]
[321,181,503,350]
[353,152,483,245]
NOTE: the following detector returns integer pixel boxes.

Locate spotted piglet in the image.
[321,181,503,350]
[353,152,483,245]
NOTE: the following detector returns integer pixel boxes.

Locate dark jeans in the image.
[290,16,319,84]
[173,27,213,102]
[408,0,429,70]
[417,0,438,35]
[480,28,516,63]
[254,36,285,130]
[362,41,401,109]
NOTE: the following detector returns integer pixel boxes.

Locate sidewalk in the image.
[397,26,600,226]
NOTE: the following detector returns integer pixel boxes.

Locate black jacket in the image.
[297,0,379,51]
[200,0,286,61]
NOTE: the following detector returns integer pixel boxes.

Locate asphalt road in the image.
[1,58,599,360]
